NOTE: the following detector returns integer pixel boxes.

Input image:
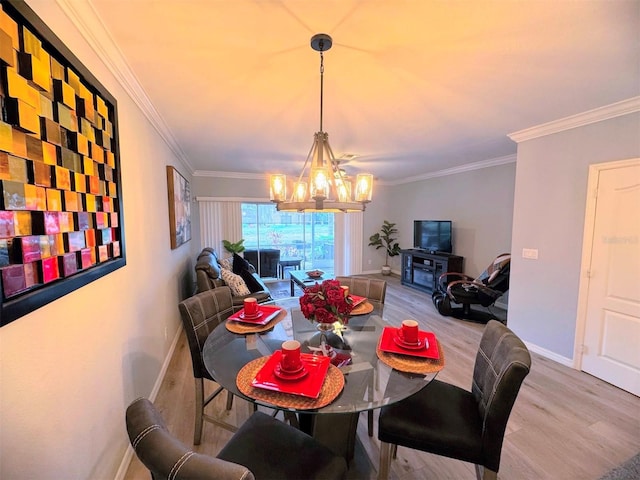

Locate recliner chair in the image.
[432,253,510,323]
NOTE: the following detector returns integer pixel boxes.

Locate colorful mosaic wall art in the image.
[0,1,125,325]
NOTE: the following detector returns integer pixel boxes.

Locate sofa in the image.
[195,248,272,306]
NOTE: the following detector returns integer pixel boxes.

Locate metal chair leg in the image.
[194,378,204,445]
[378,441,393,480]
[284,411,299,429]
[225,390,234,410]
[475,464,497,480]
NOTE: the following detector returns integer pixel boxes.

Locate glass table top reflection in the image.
[202,297,438,415]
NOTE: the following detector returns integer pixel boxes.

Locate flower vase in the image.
[310,320,348,356]
[315,322,335,357]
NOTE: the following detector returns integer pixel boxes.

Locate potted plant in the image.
[368,220,401,275]
[222,239,246,255]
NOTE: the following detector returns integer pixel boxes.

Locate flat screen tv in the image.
[413,220,453,254]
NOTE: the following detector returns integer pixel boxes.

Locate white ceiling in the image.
[86,0,639,182]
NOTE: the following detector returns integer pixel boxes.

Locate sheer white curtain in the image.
[334,212,364,275]
[198,200,242,255]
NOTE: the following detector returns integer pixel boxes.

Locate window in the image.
[241,204,334,279]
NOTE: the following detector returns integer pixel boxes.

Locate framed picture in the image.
[166,166,191,249]
[0,1,126,326]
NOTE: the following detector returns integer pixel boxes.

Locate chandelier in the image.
[269,34,373,212]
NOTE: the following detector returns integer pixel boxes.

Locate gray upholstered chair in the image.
[336,276,387,437]
[336,276,387,303]
[178,287,237,444]
[126,398,348,480]
[377,320,531,480]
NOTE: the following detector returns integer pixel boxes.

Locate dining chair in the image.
[336,276,387,303]
[377,320,531,480]
[126,397,348,480]
[336,275,387,437]
[178,286,238,444]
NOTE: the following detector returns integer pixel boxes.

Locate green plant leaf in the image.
[222,239,246,254]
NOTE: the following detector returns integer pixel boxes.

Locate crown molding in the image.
[509,96,640,143]
[388,154,517,186]
[193,158,514,185]
[193,170,266,180]
[55,0,193,171]
[196,196,270,203]
[193,170,394,187]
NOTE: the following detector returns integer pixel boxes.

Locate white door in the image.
[580,159,640,395]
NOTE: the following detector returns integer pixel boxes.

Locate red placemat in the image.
[378,326,440,359]
[252,351,330,399]
[349,294,367,308]
[228,305,283,325]
[237,356,345,410]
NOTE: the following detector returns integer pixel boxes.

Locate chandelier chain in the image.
[319,50,324,132]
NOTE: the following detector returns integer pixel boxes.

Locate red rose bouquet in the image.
[299,279,354,324]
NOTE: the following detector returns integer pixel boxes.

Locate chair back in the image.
[472,320,531,471]
[477,253,511,291]
[126,398,254,480]
[335,276,387,303]
[178,287,235,380]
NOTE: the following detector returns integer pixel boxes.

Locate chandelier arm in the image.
[289,138,317,202]
[324,139,341,199]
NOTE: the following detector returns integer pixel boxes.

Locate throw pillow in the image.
[232,253,253,275]
[240,269,264,294]
[220,268,250,296]
[219,257,233,271]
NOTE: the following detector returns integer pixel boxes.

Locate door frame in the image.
[574,157,640,370]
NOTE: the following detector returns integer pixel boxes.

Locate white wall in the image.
[361,184,394,272]
[0,2,195,479]
[508,111,640,360]
[387,163,517,277]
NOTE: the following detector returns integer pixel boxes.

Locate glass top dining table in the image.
[202,296,439,415]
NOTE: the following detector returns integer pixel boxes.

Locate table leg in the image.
[290,277,295,296]
[299,412,358,461]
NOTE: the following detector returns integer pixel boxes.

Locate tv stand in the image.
[401,249,463,295]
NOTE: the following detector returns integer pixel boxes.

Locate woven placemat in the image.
[376,339,446,374]
[350,301,374,316]
[236,356,345,410]
[225,309,286,334]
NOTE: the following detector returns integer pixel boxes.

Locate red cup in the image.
[244,297,258,316]
[281,340,302,372]
[401,319,419,344]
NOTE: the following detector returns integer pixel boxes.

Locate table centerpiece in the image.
[299,279,355,356]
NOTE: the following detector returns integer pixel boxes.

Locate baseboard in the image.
[523,340,574,368]
[361,268,401,276]
[495,300,508,310]
[113,324,183,480]
[361,268,381,275]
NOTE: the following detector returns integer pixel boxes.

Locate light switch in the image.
[522,248,538,260]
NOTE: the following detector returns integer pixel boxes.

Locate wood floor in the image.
[123,275,640,480]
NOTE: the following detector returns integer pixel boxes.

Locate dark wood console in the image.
[401,249,463,295]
